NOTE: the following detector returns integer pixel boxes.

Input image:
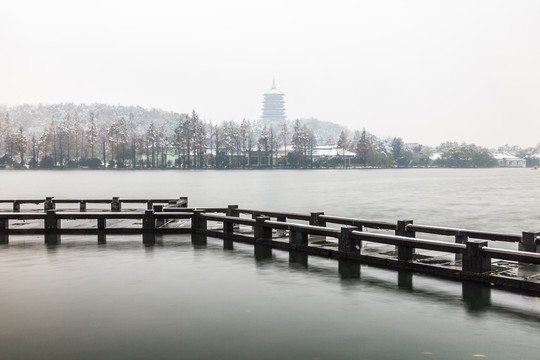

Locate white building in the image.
[493,153,526,168]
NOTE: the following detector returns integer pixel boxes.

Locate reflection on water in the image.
[1,169,540,359]
[2,235,540,359]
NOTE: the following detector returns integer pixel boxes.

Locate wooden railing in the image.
[1,199,540,293]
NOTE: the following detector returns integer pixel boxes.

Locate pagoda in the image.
[261,78,286,123]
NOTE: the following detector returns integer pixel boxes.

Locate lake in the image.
[1,168,539,359]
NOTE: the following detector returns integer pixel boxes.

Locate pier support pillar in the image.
[289,229,308,245]
[462,281,491,311]
[289,251,308,268]
[254,216,271,241]
[463,240,490,273]
[44,197,55,211]
[398,270,413,290]
[44,210,60,245]
[79,201,87,212]
[227,205,240,230]
[223,219,234,249]
[191,210,207,246]
[255,244,272,261]
[338,226,360,253]
[519,232,540,253]
[191,210,207,231]
[396,220,415,261]
[97,218,106,244]
[338,259,360,279]
[142,210,156,245]
[191,210,208,246]
[13,201,20,212]
[223,221,234,234]
[0,219,8,244]
[111,197,121,212]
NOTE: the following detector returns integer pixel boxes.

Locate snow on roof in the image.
[312,145,355,157]
[492,153,525,161]
[265,86,283,95]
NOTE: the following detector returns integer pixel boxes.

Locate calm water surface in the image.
[1,169,539,359]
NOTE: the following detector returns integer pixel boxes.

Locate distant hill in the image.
[0,103,182,136]
[0,103,351,144]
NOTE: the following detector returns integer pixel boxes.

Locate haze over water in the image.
[1,169,540,359]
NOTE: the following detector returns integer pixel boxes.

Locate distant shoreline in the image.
[0,166,527,171]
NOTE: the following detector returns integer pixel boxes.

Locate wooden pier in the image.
[1,197,540,294]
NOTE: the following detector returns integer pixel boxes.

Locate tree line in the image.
[0,106,538,169]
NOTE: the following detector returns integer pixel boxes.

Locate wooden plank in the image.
[56,212,144,220]
[407,224,521,243]
[201,213,256,226]
[236,208,311,221]
[264,220,341,237]
[318,215,396,230]
[350,231,465,254]
[482,247,540,264]
[154,212,194,219]
[0,213,47,220]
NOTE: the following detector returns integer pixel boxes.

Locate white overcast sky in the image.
[1,0,539,147]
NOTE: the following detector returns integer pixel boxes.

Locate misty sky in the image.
[1,0,539,147]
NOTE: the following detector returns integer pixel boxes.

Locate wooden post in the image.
[80,201,87,212]
[13,201,20,212]
[223,220,234,234]
[462,281,491,311]
[44,210,60,245]
[520,231,540,253]
[310,212,326,240]
[146,201,153,210]
[191,210,207,231]
[338,226,360,253]
[309,212,325,226]
[251,212,260,231]
[226,205,239,217]
[0,218,8,244]
[143,209,155,230]
[398,270,413,290]
[223,219,234,249]
[463,240,490,273]
[289,229,308,245]
[396,220,415,261]
[338,259,360,279]
[111,197,121,212]
[97,218,106,244]
[254,216,271,240]
[143,209,155,245]
[44,197,55,211]
[191,210,207,247]
[455,233,468,244]
[179,197,188,208]
[455,233,468,261]
[154,205,165,227]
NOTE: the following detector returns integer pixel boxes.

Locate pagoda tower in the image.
[261,78,286,123]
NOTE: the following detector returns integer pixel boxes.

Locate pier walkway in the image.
[1,197,540,294]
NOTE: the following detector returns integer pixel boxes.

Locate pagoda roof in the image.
[264,86,283,95]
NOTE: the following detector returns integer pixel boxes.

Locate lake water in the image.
[1,168,540,359]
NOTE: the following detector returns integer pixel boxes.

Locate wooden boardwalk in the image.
[1,197,540,294]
